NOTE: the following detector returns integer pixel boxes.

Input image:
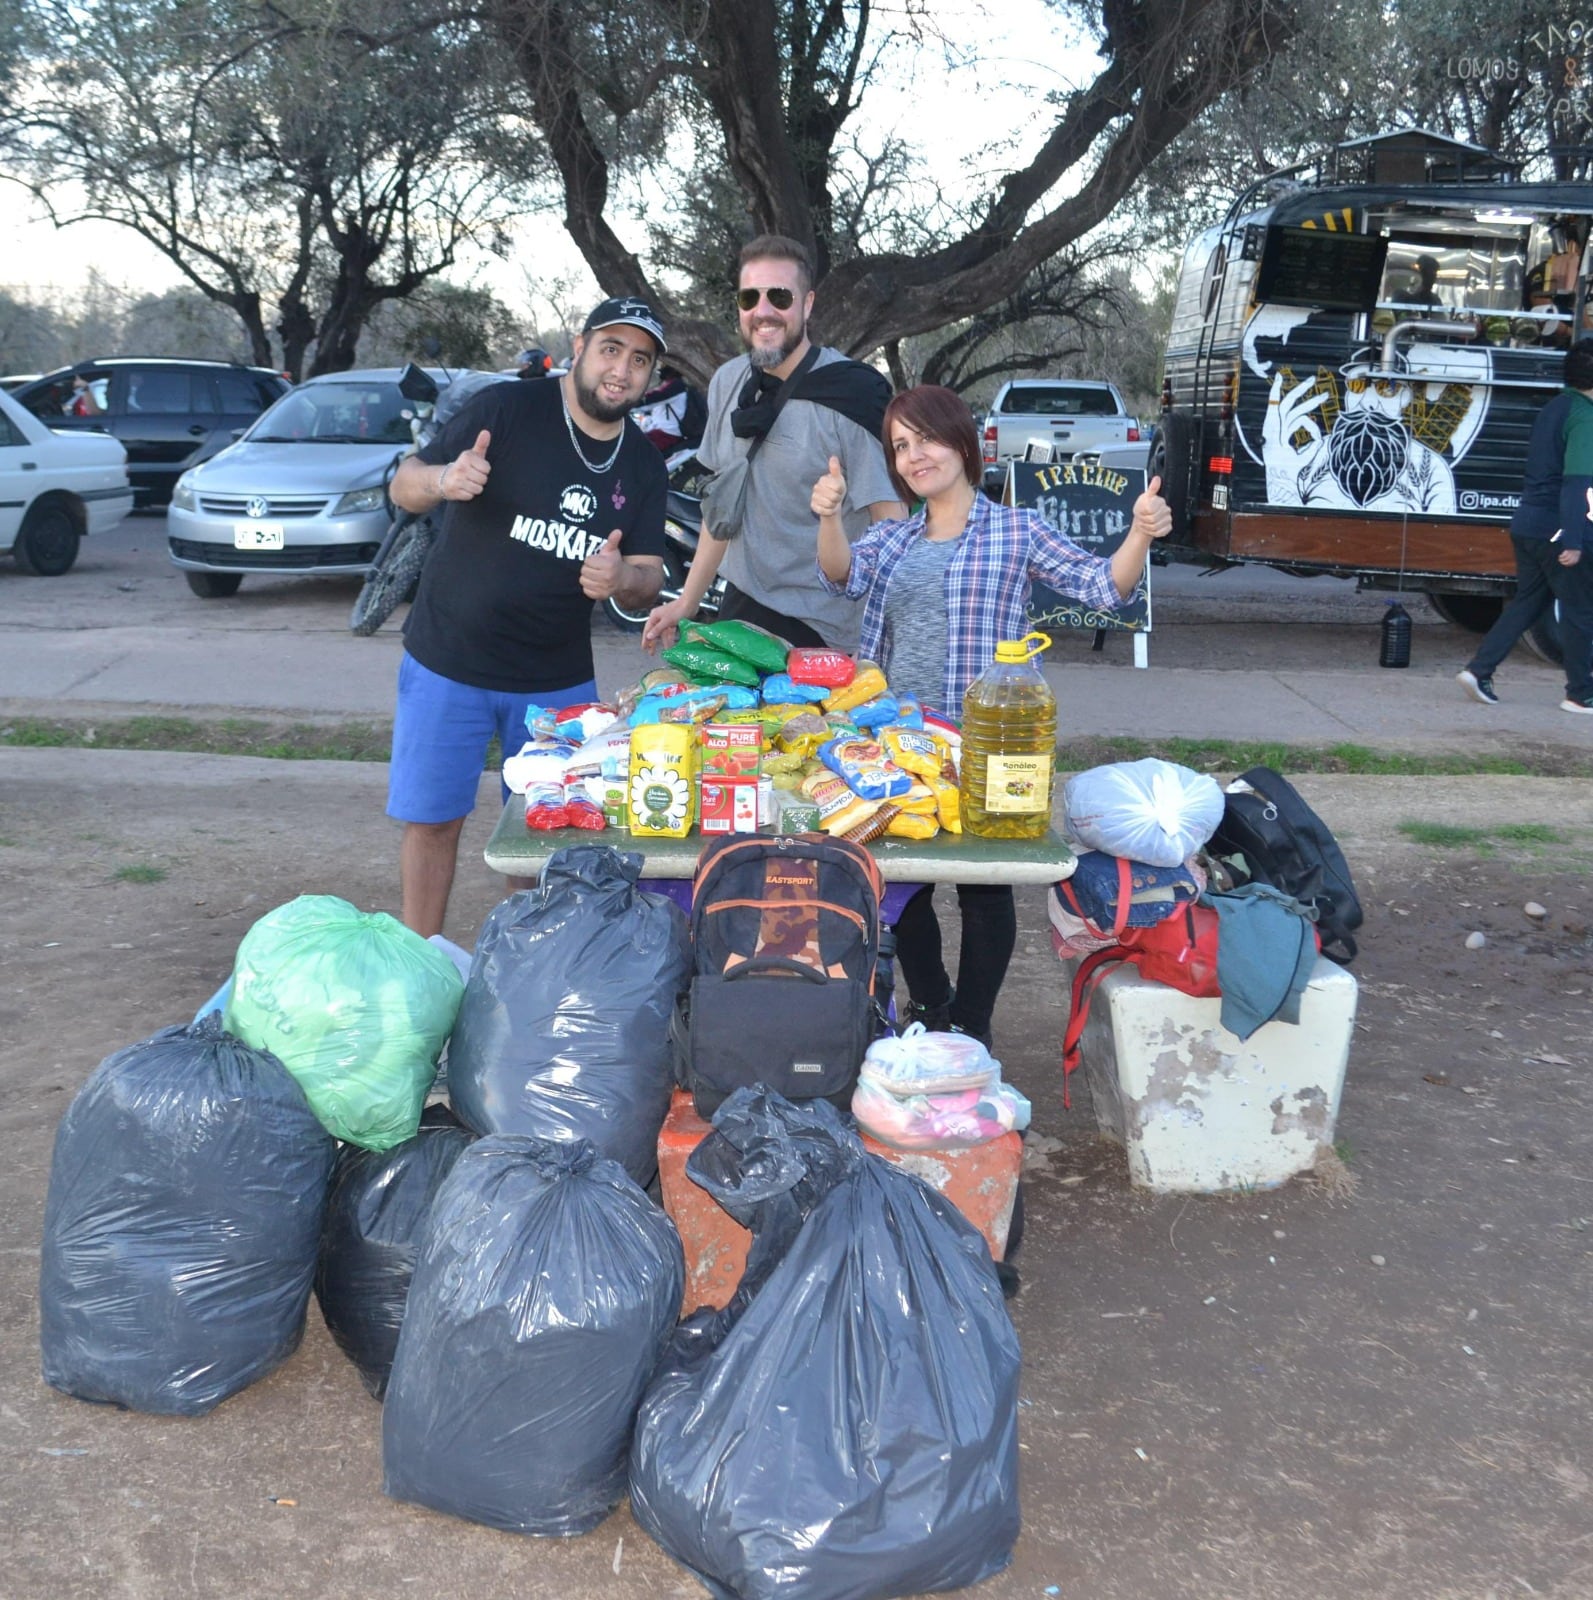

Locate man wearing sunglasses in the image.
[643,234,905,652]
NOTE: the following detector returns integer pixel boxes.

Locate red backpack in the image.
[1059,875,1321,1104]
[1057,856,1225,1105]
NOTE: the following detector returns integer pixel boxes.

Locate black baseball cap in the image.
[582,296,667,355]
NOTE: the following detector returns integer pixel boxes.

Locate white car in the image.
[0,385,133,575]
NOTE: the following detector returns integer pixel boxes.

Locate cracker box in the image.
[700,776,760,835]
[700,720,762,779]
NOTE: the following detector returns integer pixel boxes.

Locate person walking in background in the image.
[642,233,905,652]
[1458,338,1593,714]
[384,297,670,936]
[811,383,1172,1048]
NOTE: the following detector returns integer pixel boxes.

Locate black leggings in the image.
[892,883,1017,1039]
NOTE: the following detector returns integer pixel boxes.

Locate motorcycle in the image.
[601,450,727,634]
[349,363,513,637]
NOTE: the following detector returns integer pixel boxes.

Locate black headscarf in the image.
[729,348,892,442]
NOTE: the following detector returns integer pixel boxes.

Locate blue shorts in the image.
[386,653,598,824]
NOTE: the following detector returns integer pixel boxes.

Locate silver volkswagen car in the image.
[166,367,451,597]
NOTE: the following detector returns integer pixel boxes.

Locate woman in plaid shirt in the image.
[812,383,1169,1049]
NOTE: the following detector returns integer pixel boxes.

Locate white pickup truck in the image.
[979,379,1142,492]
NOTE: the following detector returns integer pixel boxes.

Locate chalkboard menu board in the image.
[1256,225,1388,313]
[1007,460,1150,634]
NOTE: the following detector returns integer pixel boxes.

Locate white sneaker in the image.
[1457,670,1499,705]
[1561,695,1593,714]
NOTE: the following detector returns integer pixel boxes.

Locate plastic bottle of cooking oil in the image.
[959,631,1056,840]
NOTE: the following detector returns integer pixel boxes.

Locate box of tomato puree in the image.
[701,777,760,834]
[700,721,762,779]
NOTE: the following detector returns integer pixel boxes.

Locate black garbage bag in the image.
[447,846,691,1187]
[629,1089,1021,1600]
[382,1135,684,1536]
[39,1014,336,1416]
[314,1103,475,1399]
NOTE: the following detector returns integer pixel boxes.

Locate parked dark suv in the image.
[11,358,290,509]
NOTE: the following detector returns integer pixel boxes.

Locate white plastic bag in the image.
[858,1022,997,1096]
[1063,758,1224,868]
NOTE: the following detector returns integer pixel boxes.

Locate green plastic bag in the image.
[660,641,761,688]
[224,896,464,1151]
[681,619,790,676]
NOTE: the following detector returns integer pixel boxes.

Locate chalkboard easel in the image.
[1004,459,1151,669]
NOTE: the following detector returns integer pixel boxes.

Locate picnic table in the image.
[483,801,1077,920]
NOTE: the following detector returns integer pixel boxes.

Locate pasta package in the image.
[885,810,939,841]
[894,782,940,817]
[776,711,831,758]
[819,737,913,801]
[881,726,952,782]
[822,663,888,715]
[801,771,884,837]
[628,724,698,837]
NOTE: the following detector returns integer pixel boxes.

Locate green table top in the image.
[483,800,1076,885]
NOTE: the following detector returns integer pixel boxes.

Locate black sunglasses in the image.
[737,286,796,312]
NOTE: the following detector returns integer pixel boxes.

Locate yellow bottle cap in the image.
[993,631,1051,663]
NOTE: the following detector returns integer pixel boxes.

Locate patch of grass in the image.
[1,716,393,763]
[1056,737,1585,777]
[1398,819,1567,855]
[1493,822,1562,843]
[1398,821,1490,847]
[114,864,168,884]
[1333,1138,1356,1167]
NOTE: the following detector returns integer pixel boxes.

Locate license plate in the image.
[233,520,285,550]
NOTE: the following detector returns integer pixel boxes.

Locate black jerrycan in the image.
[1380,600,1412,668]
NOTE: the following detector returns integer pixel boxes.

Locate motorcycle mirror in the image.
[397,361,440,405]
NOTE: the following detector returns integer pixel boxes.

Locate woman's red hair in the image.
[881,385,982,505]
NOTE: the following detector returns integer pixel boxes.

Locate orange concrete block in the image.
[657,1090,1021,1313]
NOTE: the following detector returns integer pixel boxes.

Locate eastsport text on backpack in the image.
[679,834,883,1119]
[1207,767,1362,964]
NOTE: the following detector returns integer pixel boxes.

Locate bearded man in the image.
[385,297,669,936]
[643,234,905,653]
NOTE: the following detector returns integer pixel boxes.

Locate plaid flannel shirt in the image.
[817,494,1125,715]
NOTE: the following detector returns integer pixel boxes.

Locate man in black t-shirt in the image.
[386,296,669,936]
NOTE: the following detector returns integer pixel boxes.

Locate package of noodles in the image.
[819,737,912,801]
[885,811,938,840]
[800,771,884,837]
[880,727,951,783]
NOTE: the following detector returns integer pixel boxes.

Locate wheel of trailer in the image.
[1146,410,1193,540]
[1426,593,1504,633]
[12,499,81,576]
[185,571,244,598]
[1524,602,1563,666]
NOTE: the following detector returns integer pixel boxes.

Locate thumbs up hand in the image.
[810,454,848,518]
[580,528,626,599]
[439,429,492,501]
[1131,473,1172,541]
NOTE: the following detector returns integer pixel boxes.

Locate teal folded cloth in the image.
[1200,884,1318,1041]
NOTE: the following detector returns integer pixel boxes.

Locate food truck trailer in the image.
[1154,129,1591,661]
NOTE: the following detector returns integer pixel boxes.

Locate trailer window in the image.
[1378,235,1526,315]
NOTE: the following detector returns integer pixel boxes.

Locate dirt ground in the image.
[3,752,1593,1600]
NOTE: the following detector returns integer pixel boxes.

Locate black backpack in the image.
[678,834,883,1119]
[1207,767,1363,964]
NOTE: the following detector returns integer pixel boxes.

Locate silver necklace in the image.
[561,387,625,475]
